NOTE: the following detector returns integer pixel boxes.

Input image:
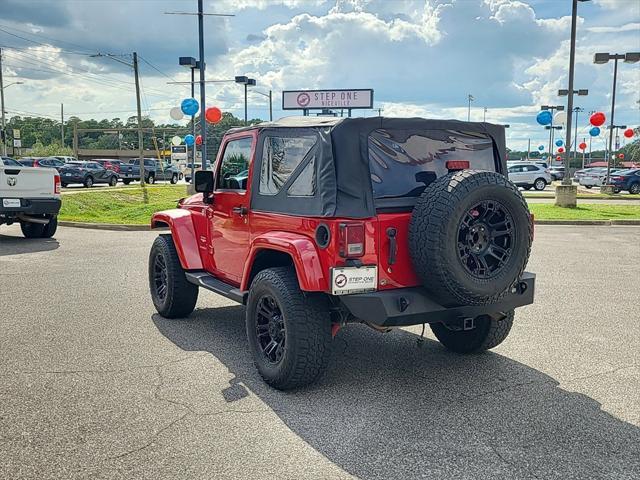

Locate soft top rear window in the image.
[368,129,496,199]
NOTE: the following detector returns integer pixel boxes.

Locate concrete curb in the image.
[58,219,640,231]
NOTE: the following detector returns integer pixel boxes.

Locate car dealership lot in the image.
[1,225,639,479]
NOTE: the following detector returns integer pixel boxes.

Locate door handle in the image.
[232,206,248,216]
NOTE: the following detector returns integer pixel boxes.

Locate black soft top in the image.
[233,117,507,218]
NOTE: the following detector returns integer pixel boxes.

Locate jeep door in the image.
[208,134,255,284]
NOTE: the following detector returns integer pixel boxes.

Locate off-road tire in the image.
[41,216,58,238]
[149,234,198,318]
[84,176,94,188]
[409,170,532,306]
[20,221,45,238]
[534,178,547,191]
[123,179,131,185]
[431,310,514,353]
[246,267,332,390]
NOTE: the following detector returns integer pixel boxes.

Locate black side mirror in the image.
[195,170,215,198]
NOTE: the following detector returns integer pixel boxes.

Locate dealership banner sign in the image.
[282,89,374,110]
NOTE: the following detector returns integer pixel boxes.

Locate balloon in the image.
[589,112,606,127]
[623,128,634,138]
[618,153,625,160]
[556,155,562,161]
[171,136,182,146]
[169,107,184,121]
[181,98,199,116]
[184,134,195,146]
[195,135,202,145]
[536,110,552,126]
[589,127,600,137]
[553,111,567,125]
[579,142,587,150]
[205,106,223,124]
[555,139,564,147]
[538,144,545,151]
[557,147,565,153]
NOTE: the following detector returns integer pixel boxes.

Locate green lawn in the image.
[528,203,640,220]
[59,187,640,224]
[59,185,188,224]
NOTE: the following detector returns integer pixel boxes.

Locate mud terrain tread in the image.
[247,267,331,390]
[409,170,532,306]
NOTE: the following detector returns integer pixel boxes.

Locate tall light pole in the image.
[483,106,487,122]
[251,89,273,121]
[594,51,640,184]
[235,76,256,125]
[467,94,474,121]
[179,56,200,181]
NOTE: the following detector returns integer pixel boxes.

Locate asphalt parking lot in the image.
[1,225,639,479]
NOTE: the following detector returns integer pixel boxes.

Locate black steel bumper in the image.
[0,198,61,216]
[339,272,535,327]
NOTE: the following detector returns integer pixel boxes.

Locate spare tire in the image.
[409,170,532,306]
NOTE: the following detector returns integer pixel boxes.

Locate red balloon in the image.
[195,135,202,145]
[205,106,222,124]
[578,142,587,150]
[589,112,606,127]
[618,153,625,160]
[623,128,634,138]
[556,155,562,161]
[557,147,565,153]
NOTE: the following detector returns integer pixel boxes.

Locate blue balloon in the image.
[538,144,545,151]
[184,134,195,146]
[181,98,199,116]
[536,110,552,126]
[555,139,564,147]
[589,127,600,137]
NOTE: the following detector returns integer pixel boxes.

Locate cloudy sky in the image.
[1,0,639,150]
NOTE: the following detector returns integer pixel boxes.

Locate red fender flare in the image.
[241,232,328,292]
[151,209,203,270]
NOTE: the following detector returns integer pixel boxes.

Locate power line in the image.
[0,22,95,54]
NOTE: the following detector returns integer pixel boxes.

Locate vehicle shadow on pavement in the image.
[0,234,60,256]
[153,306,640,480]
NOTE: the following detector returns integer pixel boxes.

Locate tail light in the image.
[338,223,365,258]
[54,174,61,194]
[34,160,40,167]
[446,160,470,170]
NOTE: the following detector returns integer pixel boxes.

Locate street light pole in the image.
[197,0,207,171]
[467,94,474,121]
[133,52,145,187]
[562,0,579,186]
[0,47,6,156]
[244,83,248,125]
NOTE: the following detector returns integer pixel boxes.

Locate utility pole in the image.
[527,138,531,160]
[197,0,208,170]
[269,90,273,122]
[0,48,6,156]
[60,103,64,147]
[467,94,474,121]
[133,52,145,186]
[483,107,487,122]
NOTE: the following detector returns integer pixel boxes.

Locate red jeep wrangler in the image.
[149,117,535,390]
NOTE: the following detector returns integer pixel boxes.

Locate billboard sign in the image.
[282,89,373,110]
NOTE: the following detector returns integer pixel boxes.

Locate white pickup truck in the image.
[0,157,61,238]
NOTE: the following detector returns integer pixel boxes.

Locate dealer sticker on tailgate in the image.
[331,266,377,295]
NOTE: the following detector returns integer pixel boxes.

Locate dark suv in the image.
[148,117,535,389]
[59,161,119,187]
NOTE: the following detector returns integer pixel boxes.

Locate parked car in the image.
[549,166,565,181]
[119,158,180,184]
[38,157,67,172]
[574,167,597,183]
[507,162,552,190]
[52,156,77,164]
[609,169,640,194]
[18,157,45,167]
[0,156,60,238]
[59,161,119,188]
[148,117,535,390]
[579,168,621,188]
[93,159,122,174]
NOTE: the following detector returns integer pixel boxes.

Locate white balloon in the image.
[553,111,567,125]
[171,136,182,146]
[170,107,184,121]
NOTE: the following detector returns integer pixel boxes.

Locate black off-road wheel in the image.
[409,170,532,306]
[41,216,58,238]
[246,267,332,390]
[431,310,514,353]
[149,234,198,318]
[20,221,45,238]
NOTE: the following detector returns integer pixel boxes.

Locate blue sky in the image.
[1,0,639,150]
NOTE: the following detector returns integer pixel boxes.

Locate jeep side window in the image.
[259,135,317,196]
[217,137,253,190]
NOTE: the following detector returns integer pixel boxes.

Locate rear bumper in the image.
[0,198,61,216]
[339,272,535,327]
